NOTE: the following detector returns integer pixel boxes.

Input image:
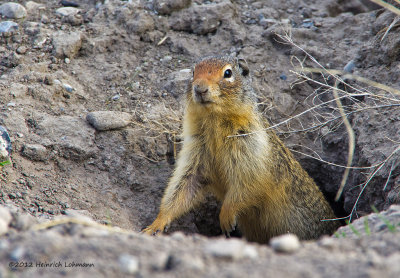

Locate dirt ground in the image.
[0,0,400,277]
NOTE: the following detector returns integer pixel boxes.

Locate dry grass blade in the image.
[33,217,133,234]
[323,144,400,222]
[380,16,400,41]
[368,0,400,16]
[296,67,400,97]
[332,79,355,201]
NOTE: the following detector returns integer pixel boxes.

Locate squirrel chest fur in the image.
[144,56,340,243]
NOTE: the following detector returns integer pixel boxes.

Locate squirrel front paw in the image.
[219,205,237,236]
[142,224,163,236]
[142,215,169,236]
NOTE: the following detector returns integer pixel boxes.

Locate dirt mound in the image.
[0,203,399,277]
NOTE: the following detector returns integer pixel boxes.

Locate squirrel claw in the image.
[141,226,162,236]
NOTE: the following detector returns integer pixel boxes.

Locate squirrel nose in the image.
[194,84,209,96]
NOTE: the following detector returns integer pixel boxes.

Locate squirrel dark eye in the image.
[223,69,232,78]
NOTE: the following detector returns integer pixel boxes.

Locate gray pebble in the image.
[9,246,25,261]
[0,126,12,160]
[0,3,27,19]
[0,220,9,236]
[163,68,192,97]
[61,0,79,8]
[150,251,169,270]
[22,144,48,161]
[0,207,12,224]
[154,0,192,15]
[0,21,18,33]
[343,60,356,73]
[25,1,45,12]
[52,31,82,59]
[0,239,9,250]
[111,94,120,101]
[12,213,37,231]
[204,238,258,260]
[55,7,80,17]
[161,55,173,63]
[0,207,12,236]
[269,233,300,253]
[16,45,27,54]
[86,111,132,131]
[119,254,139,274]
[318,236,336,249]
[35,115,96,160]
[63,83,74,92]
[63,209,94,222]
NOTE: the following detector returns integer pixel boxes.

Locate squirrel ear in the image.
[238,58,249,77]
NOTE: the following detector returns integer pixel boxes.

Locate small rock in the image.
[86,111,132,131]
[279,73,287,80]
[9,246,25,261]
[80,227,110,237]
[161,55,173,63]
[63,83,74,92]
[163,68,192,97]
[36,115,96,160]
[269,233,300,253]
[150,252,169,270]
[25,1,45,12]
[0,239,9,250]
[343,60,356,73]
[301,19,314,28]
[55,7,80,17]
[119,254,139,274]
[318,236,336,249]
[60,0,79,8]
[52,31,82,59]
[204,238,258,260]
[126,12,155,35]
[22,144,48,161]
[0,3,27,19]
[154,0,192,15]
[0,126,12,160]
[111,94,120,101]
[169,0,234,35]
[0,220,9,236]
[11,213,37,231]
[170,231,185,241]
[0,206,12,226]
[168,254,205,271]
[0,21,18,34]
[64,57,70,64]
[63,209,94,222]
[16,45,27,54]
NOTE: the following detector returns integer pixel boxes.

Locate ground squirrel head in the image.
[189,56,255,107]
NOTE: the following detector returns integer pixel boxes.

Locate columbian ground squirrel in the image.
[143,56,340,243]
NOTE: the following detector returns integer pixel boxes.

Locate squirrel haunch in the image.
[143,56,340,243]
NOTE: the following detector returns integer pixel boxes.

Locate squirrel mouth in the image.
[194,94,213,104]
